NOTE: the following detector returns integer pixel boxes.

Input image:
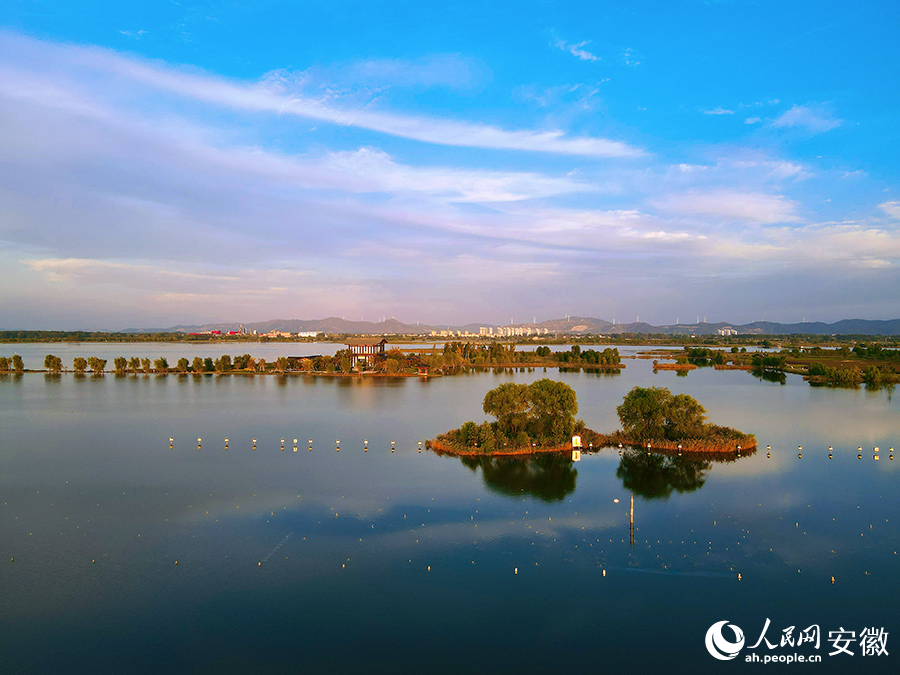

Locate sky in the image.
[1,1,899,330]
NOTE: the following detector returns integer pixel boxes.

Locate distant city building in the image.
[297,331,318,338]
[717,327,738,336]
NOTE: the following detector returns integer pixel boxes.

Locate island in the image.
[426,382,755,456]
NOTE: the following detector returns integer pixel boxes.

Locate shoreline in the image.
[427,428,757,457]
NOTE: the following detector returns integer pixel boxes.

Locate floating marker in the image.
[364,440,368,452]
[418,441,422,453]
[828,446,833,459]
[858,446,863,459]
[514,567,518,575]
[737,445,742,455]
[798,445,802,459]
[677,444,682,457]
[766,444,771,458]
[602,569,606,577]
[391,440,395,453]
[874,447,880,461]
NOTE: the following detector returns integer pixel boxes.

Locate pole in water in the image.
[874,447,879,461]
[336,439,340,452]
[225,438,229,450]
[364,440,368,452]
[798,445,802,459]
[197,438,201,449]
[766,444,771,458]
[858,446,863,459]
[828,445,833,459]
[293,439,298,452]
[391,440,395,453]
[418,441,422,453]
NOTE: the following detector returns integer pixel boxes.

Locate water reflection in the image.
[615,448,754,500]
[750,367,787,385]
[459,455,577,502]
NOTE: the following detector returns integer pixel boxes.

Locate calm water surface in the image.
[1,350,897,673]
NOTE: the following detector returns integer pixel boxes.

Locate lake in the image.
[1,345,897,673]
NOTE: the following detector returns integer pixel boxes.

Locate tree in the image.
[113,357,127,374]
[87,357,107,374]
[12,354,24,373]
[0,357,10,372]
[664,394,707,439]
[482,382,530,437]
[140,358,151,374]
[385,358,399,374]
[616,386,671,439]
[340,356,351,373]
[176,358,190,373]
[276,356,289,373]
[44,354,63,373]
[526,379,578,441]
[203,357,214,372]
[191,357,204,373]
[73,357,87,374]
[256,358,266,373]
[616,386,708,441]
[153,357,168,373]
[128,357,141,374]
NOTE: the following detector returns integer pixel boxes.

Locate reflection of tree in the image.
[615,451,711,500]
[460,455,577,502]
[750,367,786,385]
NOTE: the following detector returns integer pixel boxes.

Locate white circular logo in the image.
[705,620,745,660]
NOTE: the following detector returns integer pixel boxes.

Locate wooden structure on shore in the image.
[346,338,388,367]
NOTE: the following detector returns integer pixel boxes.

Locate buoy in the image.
[514,567,518,574]
[418,441,422,453]
[737,445,742,455]
[677,443,682,457]
[828,446,833,459]
[874,447,879,461]
[391,440,395,453]
[831,576,835,584]
[766,444,771,458]
[858,446,863,459]
[798,445,802,459]
[737,573,742,581]
[602,569,606,577]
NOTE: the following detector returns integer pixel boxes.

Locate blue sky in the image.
[1,1,899,329]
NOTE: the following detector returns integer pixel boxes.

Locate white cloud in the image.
[653,190,801,224]
[744,116,761,124]
[553,38,600,62]
[704,107,734,115]
[771,104,841,133]
[881,201,900,220]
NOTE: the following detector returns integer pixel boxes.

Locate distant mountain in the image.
[126,316,900,336]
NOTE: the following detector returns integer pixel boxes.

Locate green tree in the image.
[482,382,530,437]
[255,358,266,373]
[340,356,351,373]
[128,357,141,374]
[176,358,190,373]
[203,357,214,372]
[616,386,672,439]
[191,357,204,373]
[526,379,578,442]
[153,357,169,373]
[664,393,707,439]
[140,358,151,374]
[113,357,127,374]
[87,357,107,374]
[385,358,399,374]
[276,356,289,373]
[73,357,87,374]
[616,386,708,441]
[0,357,10,372]
[44,354,63,373]
[12,354,25,373]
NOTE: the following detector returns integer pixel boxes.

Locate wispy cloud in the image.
[553,37,600,62]
[34,35,635,157]
[771,104,842,133]
[704,107,734,115]
[653,190,801,224]
[881,201,900,220]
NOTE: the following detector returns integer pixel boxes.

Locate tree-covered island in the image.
[427,383,755,456]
